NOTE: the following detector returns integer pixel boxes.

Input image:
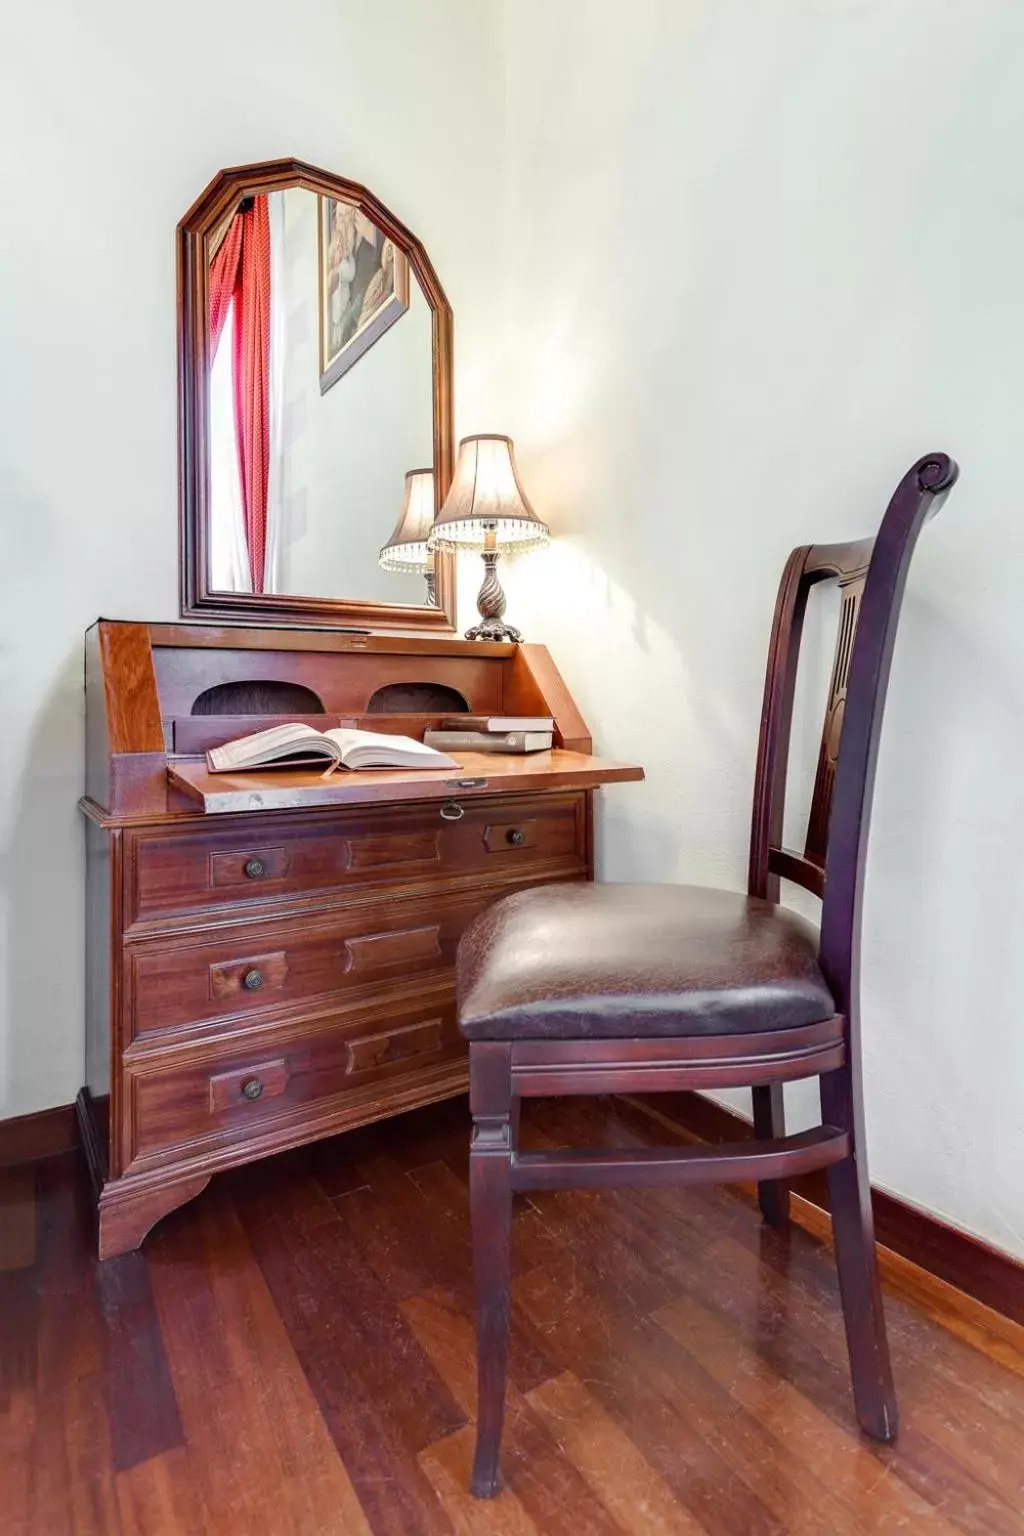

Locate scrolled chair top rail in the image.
[914,452,958,494]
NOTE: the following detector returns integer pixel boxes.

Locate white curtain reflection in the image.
[209,191,287,594]
[263,190,286,593]
[208,302,252,593]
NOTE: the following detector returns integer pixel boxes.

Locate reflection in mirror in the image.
[379,468,437,605]
[206,185,433,605]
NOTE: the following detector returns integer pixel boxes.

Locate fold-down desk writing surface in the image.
[169,749,644,814]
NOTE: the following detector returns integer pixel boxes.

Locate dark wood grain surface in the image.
[125,791,588,927]
[4,1093,1023,1535]
[648,1089,1024,1329]
[0,1104,79,1168]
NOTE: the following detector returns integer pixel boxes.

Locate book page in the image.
[325,728,451,761]
[209,722,327,771]
[321,729,458,770]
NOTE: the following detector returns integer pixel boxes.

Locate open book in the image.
[206,723,459,775]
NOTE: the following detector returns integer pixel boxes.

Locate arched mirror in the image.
[178,158,455,631]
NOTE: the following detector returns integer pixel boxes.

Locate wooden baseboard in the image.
[0,1102,80,1168]
[637,1091,1024,1329]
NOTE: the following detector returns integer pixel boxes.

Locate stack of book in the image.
[423,715,555,754]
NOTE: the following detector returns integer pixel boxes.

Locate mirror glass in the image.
[206,183,434,606]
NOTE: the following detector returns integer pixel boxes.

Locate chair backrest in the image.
[747,452,958,1015]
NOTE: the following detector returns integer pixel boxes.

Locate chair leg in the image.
[752,1082,790,1227]
[820,1064,898,1443]
[468,1044,515,1498]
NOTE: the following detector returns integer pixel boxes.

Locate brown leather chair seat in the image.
[457,881,835,1040]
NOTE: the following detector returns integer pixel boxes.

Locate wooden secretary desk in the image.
[77,156,641,1257]
[79,622,641,1256]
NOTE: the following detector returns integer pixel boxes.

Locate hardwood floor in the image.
[3,1093,1023,1535]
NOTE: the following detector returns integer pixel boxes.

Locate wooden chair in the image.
[455,452,959,1497]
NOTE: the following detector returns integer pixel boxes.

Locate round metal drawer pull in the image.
[240,1077,264,1101]
[507,829,527,847]
[439,800,464,822]
[244,858,266,879]
[243,968,265,991]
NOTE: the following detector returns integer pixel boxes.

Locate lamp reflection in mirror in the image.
[428,435,549,642]
[379,468,438,605]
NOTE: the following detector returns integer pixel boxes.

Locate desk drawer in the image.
[127,888,498,1043]
[123,994,464,1171]
[127,792,586,927]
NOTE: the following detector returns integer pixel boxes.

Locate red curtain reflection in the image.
[208,197,270,592]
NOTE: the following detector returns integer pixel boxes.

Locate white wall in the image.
[0,0,504,1119]
[495,0,1024,1259]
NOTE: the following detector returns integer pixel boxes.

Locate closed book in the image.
[440,715,554,733]
[424,729,553,754]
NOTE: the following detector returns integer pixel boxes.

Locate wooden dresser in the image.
[80,620,642,1256]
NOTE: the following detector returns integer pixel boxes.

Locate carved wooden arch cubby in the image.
[177,157,457,632]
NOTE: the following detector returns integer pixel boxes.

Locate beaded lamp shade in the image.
[379,469,437,604]
[379,469,436,570]
[428,436,549,641]
[428,436,550,552]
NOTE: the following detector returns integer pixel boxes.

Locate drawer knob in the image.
[240,1076,264,1101]
[439,800,464,822]
[244,858,267,879]
[243,968,265,991]
[507,828,527,847]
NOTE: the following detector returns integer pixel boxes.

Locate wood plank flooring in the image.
[3,1093,1023,1535]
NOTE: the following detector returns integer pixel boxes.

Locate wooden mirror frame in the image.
[178,158,456,632]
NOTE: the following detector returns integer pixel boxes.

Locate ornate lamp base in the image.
[465,616,523,643]
[465,549,521,643]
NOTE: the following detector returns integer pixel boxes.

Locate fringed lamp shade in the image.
[379,469,436,570]
[428,436,549,642]
[428,436,550,552]
[379,469,437,604]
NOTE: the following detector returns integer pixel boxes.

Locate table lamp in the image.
[428,435,549,641]
[378,468,437,604]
